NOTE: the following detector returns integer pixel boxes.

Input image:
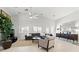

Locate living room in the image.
[1,7,79,52]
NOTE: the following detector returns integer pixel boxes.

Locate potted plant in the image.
[0,14,13,49]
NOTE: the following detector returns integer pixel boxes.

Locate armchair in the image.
[38,37,55,52]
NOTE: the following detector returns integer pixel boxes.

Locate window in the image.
[46,27,49,33]
[21,26,29,33]
[26,26,29,32]
[38,27,42,33]
[33,26,38,32]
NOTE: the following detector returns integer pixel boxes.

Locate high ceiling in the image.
[1,7,79,20]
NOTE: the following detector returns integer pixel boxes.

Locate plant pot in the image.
[2,40,12,49]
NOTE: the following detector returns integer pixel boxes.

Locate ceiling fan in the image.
[25,7,42,19]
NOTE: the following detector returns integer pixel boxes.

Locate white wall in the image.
[56,10,79,42]
[0,8,19,37]
[0,8,56,40]
[57,11,79,25]
[18,13,56,39]
[56,11,79,33]
[13,9,79,40]
[11,15,19,37]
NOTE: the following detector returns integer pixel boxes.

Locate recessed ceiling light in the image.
[29,17,33,19]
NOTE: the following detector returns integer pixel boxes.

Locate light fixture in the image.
[29,16,33,19]
[25,7,42,19]
[75,23,79,27]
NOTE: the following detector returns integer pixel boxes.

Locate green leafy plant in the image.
[0,14,13,41]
